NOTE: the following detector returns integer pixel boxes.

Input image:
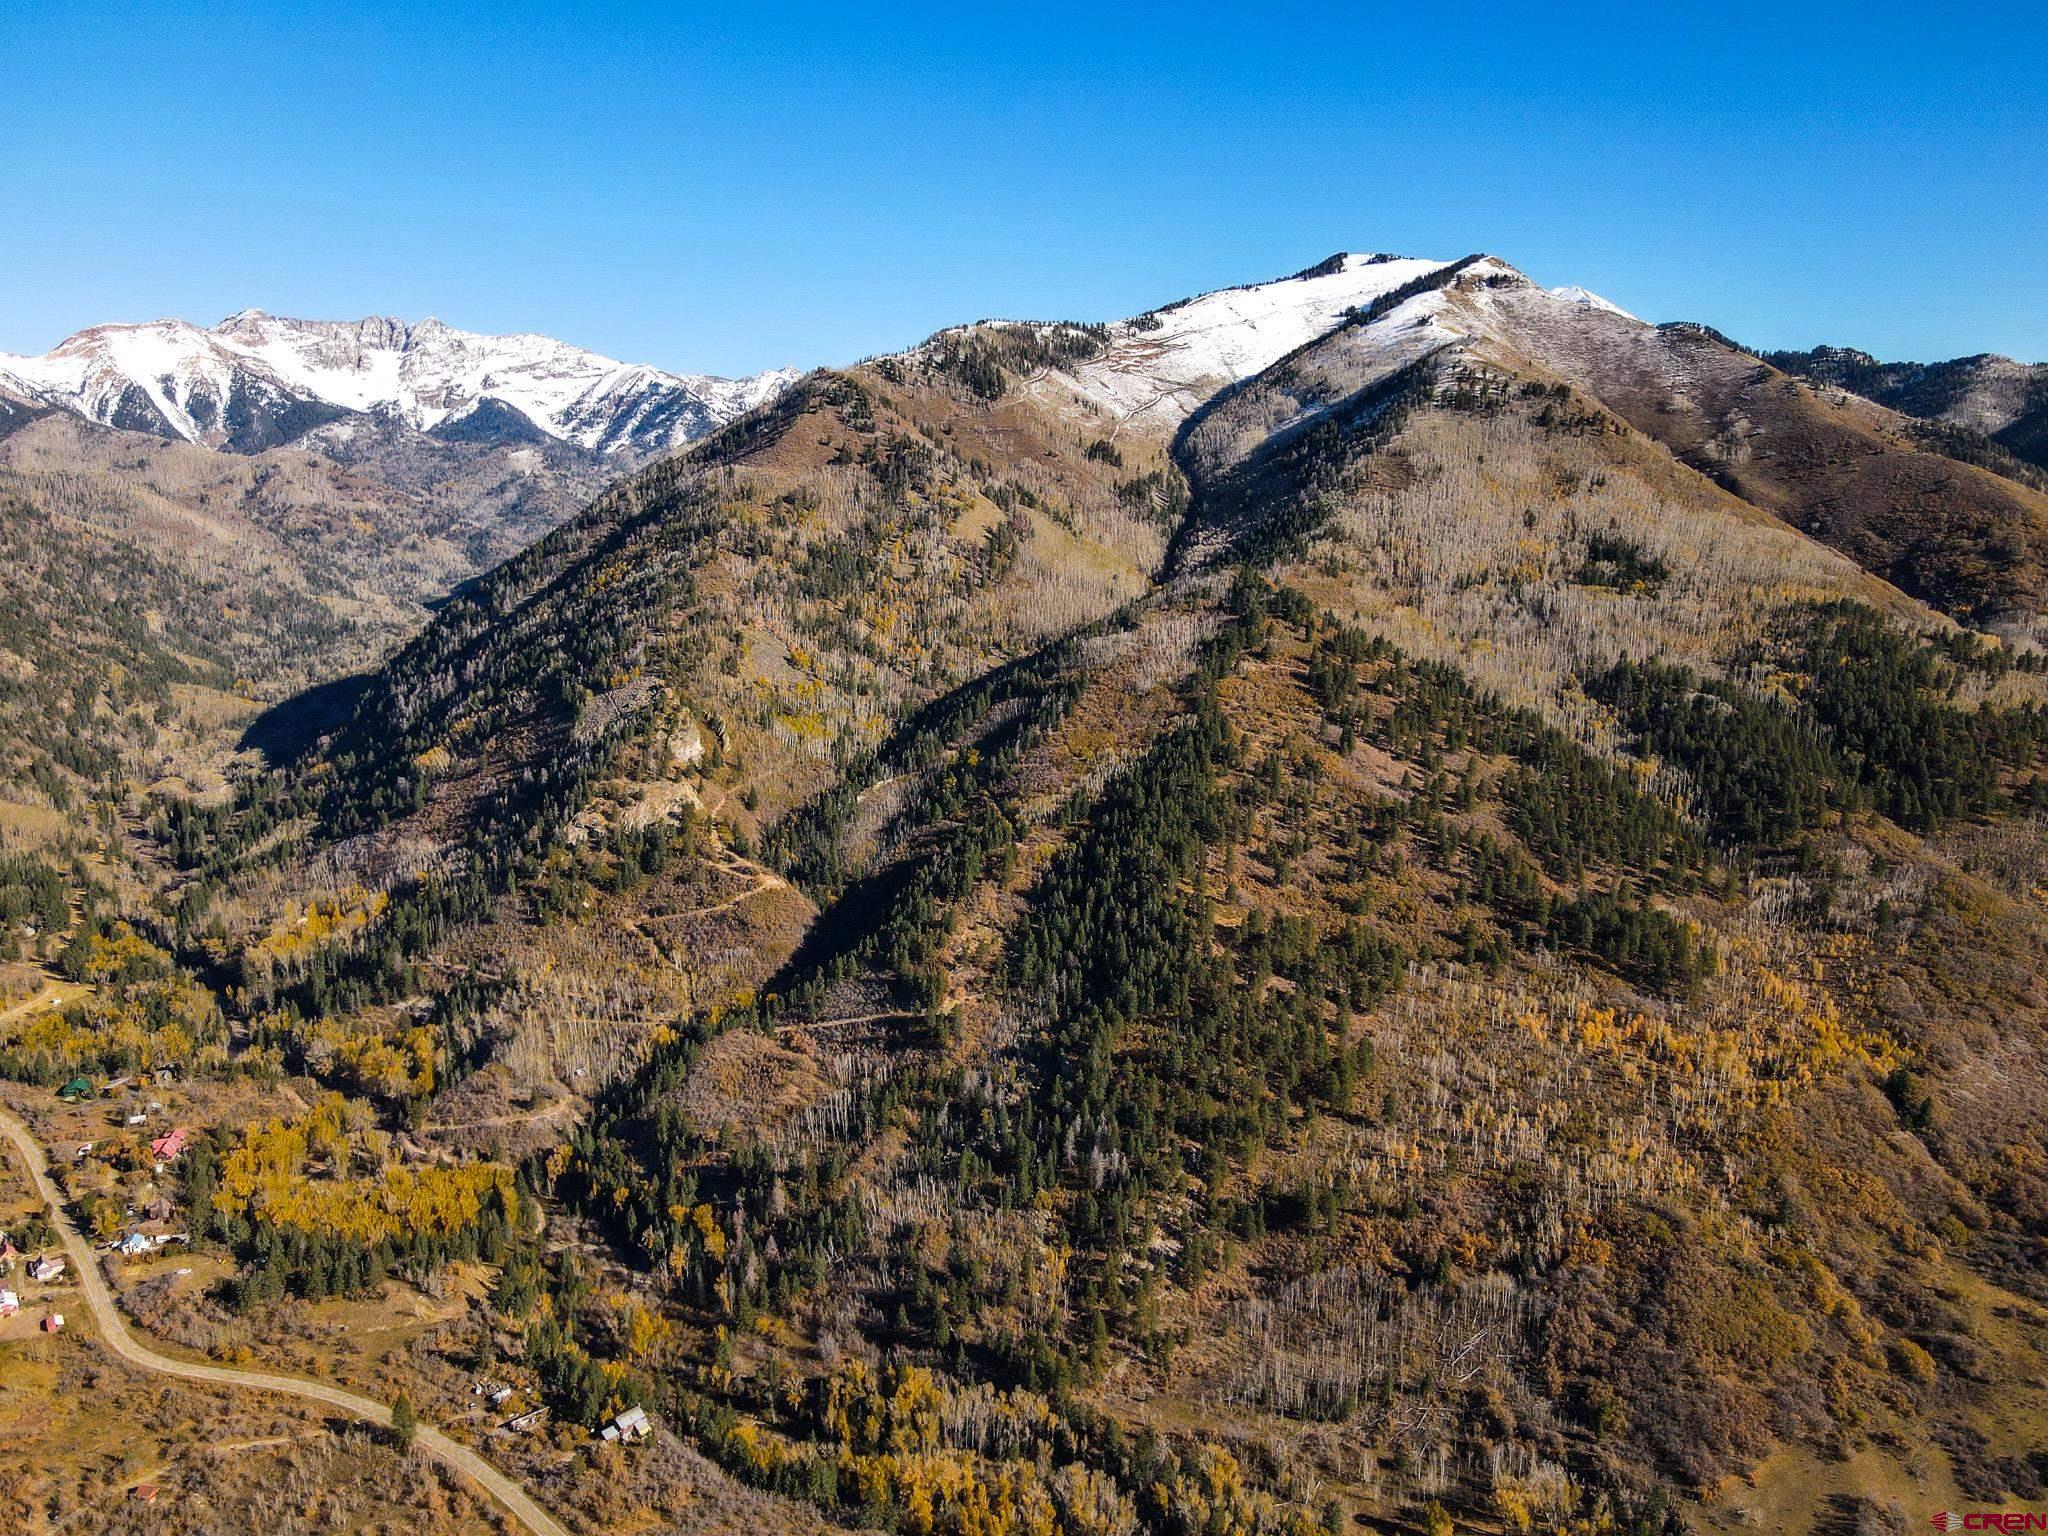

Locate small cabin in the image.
[603,1406,652,1444]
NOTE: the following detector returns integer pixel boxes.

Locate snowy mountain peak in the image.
[1279,255,1658,400]
[1549,285,1640,322]
[1038,251,1462,432]
[0,310,796,458]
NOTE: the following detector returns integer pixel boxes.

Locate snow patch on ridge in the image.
[1038,253,1455,433]
[1550,285,1639,322]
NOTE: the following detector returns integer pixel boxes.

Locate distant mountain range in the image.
[0,309,799,457]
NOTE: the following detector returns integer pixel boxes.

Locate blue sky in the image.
[3,2,2042,375]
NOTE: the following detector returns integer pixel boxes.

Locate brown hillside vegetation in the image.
[11,258,2048,1535]
[1454,278,2048,638]
[1765,345,2048,488]
[0,407,624,860]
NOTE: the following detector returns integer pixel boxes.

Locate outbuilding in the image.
[605,1406,652,1444]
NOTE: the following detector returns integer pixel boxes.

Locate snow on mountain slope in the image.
[1176,255,1667,492]
[1296,257,1661,397]
[0,319,277,444]
[978,253,1455,435]
[1550,285,1639,322]
[0,310,799,457]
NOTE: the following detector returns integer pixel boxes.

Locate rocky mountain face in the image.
[12,253,2048,1536]
[0,308,800,458]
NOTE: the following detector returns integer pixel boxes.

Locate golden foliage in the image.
[289,1014,437,1099]
[245,888,389,973]
[213,1092,516,1244]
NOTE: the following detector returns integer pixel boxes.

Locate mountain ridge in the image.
[187,245,2048,1531]
[10,245,2048,1536]
[1764,342,2048,482]
[0,308,801,458]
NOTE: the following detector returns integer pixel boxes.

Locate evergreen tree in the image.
[389,1392,418,1451]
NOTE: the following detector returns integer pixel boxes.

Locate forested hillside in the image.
[1765,344,2048,486]
[0,464,371,836]
[0,399,625,888]
[8,255,2048,1536]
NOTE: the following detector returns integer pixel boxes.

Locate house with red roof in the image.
[150,1127,189,1161]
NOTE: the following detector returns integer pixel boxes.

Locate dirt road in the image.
[0,1101,572,1536]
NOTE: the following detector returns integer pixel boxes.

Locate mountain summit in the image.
[0,309,799,456]
[912,252,1637,438]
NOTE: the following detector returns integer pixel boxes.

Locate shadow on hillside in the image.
[424,570,489,613]
[239,673,372,768]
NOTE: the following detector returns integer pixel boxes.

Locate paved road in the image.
[0,1101,572,1536]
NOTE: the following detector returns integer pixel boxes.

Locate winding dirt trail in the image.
[640,867,787,923]
[423,1097,581,1135]
[0,977,89,1024]
[0,1101,571,1536]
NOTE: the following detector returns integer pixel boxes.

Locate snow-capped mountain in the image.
[922,253,1449,435]
[1159,250,1738,532]
[1075,253,1452,427]
[1180,254,1662,469]
[0,310,799,457]
[939,253,1640,437]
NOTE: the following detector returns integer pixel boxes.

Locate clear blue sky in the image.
[4,2,2043,376]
